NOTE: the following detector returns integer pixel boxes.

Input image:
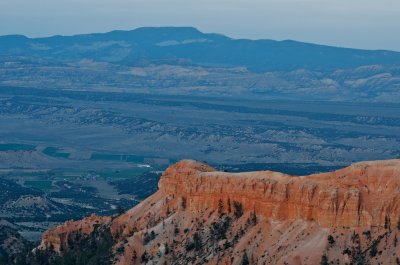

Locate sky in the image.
[1,0,400,51]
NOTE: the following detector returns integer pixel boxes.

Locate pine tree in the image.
[141,250,149,263]
[174,224,180,236]
[233,201,243,218]
[218,199,224,216]
[370,243,378,257]
[250,211,257,225]
[241,252,249,265]
[193,232,202,251]
[165,243,170,255]
[320,254,329,265]
[385,215,390,230]
[181,197,187,210]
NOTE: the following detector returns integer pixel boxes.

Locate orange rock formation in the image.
[37,159,400,264]
[159,159,400,228]
[39,214,111,253]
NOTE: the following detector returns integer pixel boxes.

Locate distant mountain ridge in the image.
[2,27,400,102]
[1,26,400,72]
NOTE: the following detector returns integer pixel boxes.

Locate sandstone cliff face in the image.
[36,159,400,265]
[159,159,400,228]
[38,214,111,253]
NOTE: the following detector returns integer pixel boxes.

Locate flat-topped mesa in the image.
[158,159,400,228]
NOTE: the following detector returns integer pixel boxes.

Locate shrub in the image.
[143,231,157,245]
[327,235,335,246]
[211,217,231,241]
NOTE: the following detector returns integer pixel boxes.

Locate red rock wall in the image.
[158,160,400,228]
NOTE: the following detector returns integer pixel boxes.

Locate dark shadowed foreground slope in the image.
[0,220,33,265]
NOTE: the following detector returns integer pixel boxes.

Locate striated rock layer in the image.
[159,159,400,228]
[37,159,400,265]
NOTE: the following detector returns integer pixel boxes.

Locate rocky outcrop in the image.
[36,159,400,265]
[38,214,111,253]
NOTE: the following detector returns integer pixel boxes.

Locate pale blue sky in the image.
[1,0,399,51]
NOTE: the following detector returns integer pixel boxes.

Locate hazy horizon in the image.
[1,0,400,52]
